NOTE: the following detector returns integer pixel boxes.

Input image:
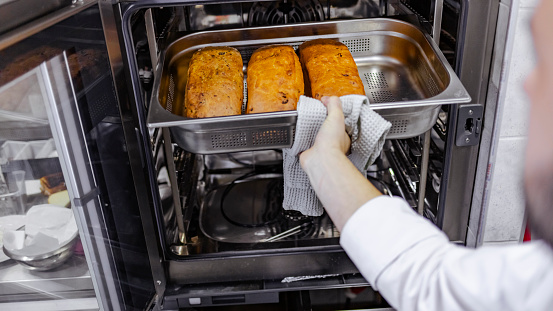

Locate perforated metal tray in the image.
[148,18,471,154]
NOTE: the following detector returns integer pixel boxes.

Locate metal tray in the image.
[148,18,471,154]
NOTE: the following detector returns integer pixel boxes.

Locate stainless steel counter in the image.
[0,254,96,304]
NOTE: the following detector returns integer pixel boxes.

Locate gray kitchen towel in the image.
[282,95,392,216]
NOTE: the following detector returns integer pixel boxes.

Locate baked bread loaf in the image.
[184,46,244,118]
[246,45,304,113]
[299,39,365,99]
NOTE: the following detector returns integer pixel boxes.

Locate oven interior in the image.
[125,0,464,307]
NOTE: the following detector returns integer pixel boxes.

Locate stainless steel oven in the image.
[0,0,500,309]
[92,0,501,309]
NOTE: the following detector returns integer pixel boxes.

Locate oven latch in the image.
[456,104,484,147]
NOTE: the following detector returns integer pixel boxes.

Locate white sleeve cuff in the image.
[339,196,449,288]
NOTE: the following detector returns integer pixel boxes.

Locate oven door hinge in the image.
[455,104,484,147]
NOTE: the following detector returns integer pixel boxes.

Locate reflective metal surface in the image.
[3,236,77,271]
[463,0,501,247]
[417,130,431,215]
[0,0,73,35]
[432,0,444,42]
[0,0,96,50]
[248,0,325,26]
[149,148,361,288]
[0,255,95,303]
[163,270,369,309]
[167,249,359,284]
[200,176,337,244]
[148,18,470,153]
[329,0,381,19]
[440,0,500,244]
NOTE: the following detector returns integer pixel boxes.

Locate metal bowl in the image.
[3,234,78,271]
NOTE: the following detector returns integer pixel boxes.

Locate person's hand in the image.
[300,96,351,170]
[299,96,381,231]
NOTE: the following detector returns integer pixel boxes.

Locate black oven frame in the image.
[97,0,500,308]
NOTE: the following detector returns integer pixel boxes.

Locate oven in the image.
[91,0,501,309]
[90,1,500,309]
[0,0,500,309]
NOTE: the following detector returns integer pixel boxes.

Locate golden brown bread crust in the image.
[299,39,365,99]
[184,46,244,118]
[246,45,304,114]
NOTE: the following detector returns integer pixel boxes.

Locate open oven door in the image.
[0,3,157,306]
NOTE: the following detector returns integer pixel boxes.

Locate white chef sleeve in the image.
[340,195,553,311]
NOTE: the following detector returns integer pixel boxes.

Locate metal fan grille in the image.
[248,0,324,27]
